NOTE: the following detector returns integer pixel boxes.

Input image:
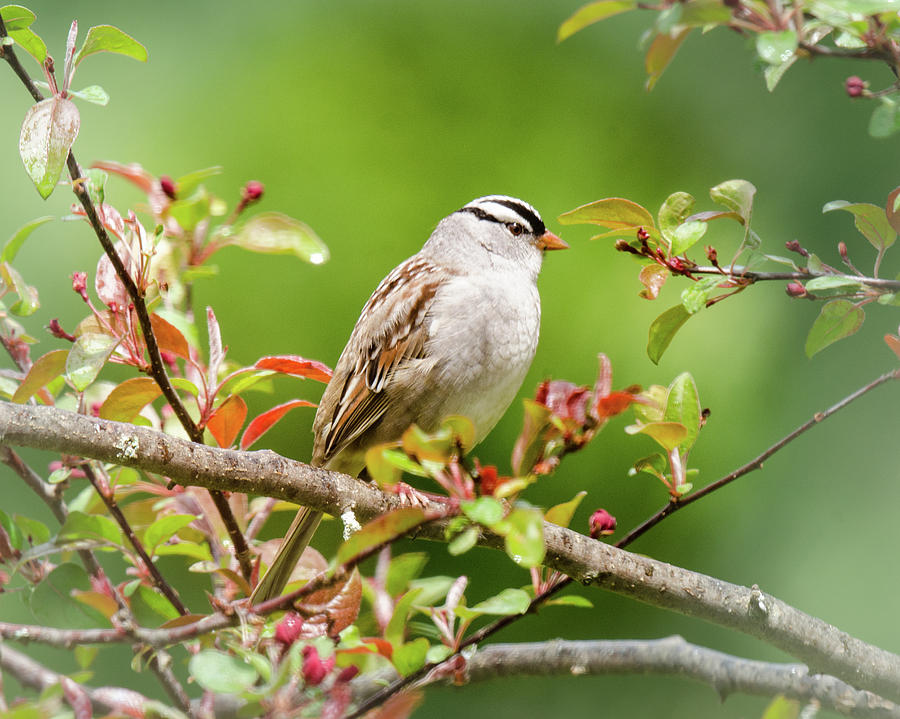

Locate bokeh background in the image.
[2,1,899,717]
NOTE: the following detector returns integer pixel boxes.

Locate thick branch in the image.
[352,637,900,719]
[1,402,898,701]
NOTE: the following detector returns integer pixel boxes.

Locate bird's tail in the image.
[250,507,324,603]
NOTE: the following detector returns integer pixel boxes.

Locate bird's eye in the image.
[506,223,525,236]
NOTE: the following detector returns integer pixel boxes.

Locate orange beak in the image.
[537,230,568,251]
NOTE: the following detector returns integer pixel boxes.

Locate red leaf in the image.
[150,313,191,359]
[886,334,900,360]
[240,398,316,450]
[12,349,68,403]
[206,394,247,448]
[339,637,394,659]
[99,376,162,422]
[536,380,589,424]
[92,160,155,193]
[94,242,130,308]
[255,355,332,383]
[298,568,363,638]
[595,391,638,419]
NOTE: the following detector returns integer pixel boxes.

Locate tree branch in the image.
[351,637,900,719]
[1,402,898,701]
[688,265,900,290]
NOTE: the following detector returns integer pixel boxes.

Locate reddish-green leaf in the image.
[19,96,80,199]
[240,398,316,450]
[805,299,865,357]
[557,0,636,42]
[645,28,691,91]
[98,377,161,422]
[885,334,900,360]
[0,262,38,316]
[511,398,553,476]
[625,420,688,451]
[301,568,363,637]
[336,508,426,566]
[150,313,190,359]
[886,187,900,235]
[823,201,896,252]
[12,349,68,403]
[558,197,655,233]
[206,395,247,448]
[74,24,147,65]
[230,212,329,265]
[66,333,118,391]
[638,264,669,300]
[647,304,691,364]
[254,355,333,383]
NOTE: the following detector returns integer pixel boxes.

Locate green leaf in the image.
[0,262,38,316]
[710,180,756,222]
[392,637,430,677]
[189,650,258,694]
[467,587,531,616]
[230,212,329,265]
[69,85,110,106]
[645,28,691,91]
[98,377,162,422]
[545,595,594,608]
[175,166,223,196]
[74,24,148,65]
[647,304,692,364]
[497,507,544,568]
[408,575,457,607]
[544,491,587,528]
[761,695,801,719]
[66,332,118,391]
[669,220,707,256]
[15,515,50,545]
[625,421,688,451]
[869,99,900,139]
[19,96,80,199]
[823,201,895,252]
[557,198,655,232]
[679,0,733,25]
[169,190,211,232]
[8,25,46,63]
[886,186,900,234]
[58,510,123,546]
[130,584,180,625]
[31,563,109,628]
[681,276,720,313]
[1,216,52,263]
[803,276,864,292]
[12,348,68,403]
[0,5,35,30]
[385,552,428,596]
[557,0,636,41]
[658,192,695,242]
[764,55,797,92]
[756,30,797,65]
[629,452,667,478]
[664,372,700,451]
[805,299,865,357]
[448,526,479,555]
[385,587,424,646]
[336,507,426,566]
[143,514,197,556]
[461,497,504,526]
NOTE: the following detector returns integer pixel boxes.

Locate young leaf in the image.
[385,553,429,596]
[465,587,531,616]
[254,355,333,383]
[143,514,197,556]
[68,85,110,106]
[670,220,707,256]
[392,637,430,677]
[448,526,479,555]
[336,508,427,566]
[625,421,688,451]
[664,372,700,451]
[189,650,258,694]
[206,395,248,448]
[658,192,695,242]
[1,216,52,263]
[230,212,329,265]
[12,348,68,403]
[886,186,900,234]
[149,313,191,359]
[803,276,864,293]
[98,377,162,422]
[19,96,81,199]
[206,306,224,388]
[557,0,636,42]
[498,507,544,568]
[74,25,148,65]
[647,304,691,364]
[544,491,587,528]
[557,198,655,232]
[709,180,756,222]
[461,497,504,526]
[31,563,109,629]
[8,25,47,63]
[0,262,38,316]
[58,511,123,546]
[680,276,720,314]
[804,299,865,357]
[511,398,553,476]
[638,264,669,300]
[385,587,425,645]
[756,30,797,65]
[175,166,223,196]
[884,334,900,360]
[66,333,118,391]
[823,201,896,252]
[240,398,316,450]
[645,28,691,91]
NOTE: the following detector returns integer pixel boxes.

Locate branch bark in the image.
[351,637,900,719]
[1,402,898,702]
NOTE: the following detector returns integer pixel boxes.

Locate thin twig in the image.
[0,18,253,583]
[689,265,900,290]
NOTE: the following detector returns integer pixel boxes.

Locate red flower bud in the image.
[845,76,866,98]
[72,272,89,302]
[785,282,807,298]
[274,612,304,647]
[838,241,849,262]
[48,319,76,342]
[159,175,177,200]
[589,508,617,538]
[705,245,718,265]
[336,666,359,683]
[241,180,265,203]
[784,240,809,258]
[302,645,334,686]
[478,465,501,496]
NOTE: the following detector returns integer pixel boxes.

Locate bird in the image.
[250,195,567,603]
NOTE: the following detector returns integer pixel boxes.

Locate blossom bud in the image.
[159,175,177,200]
[336,666,359,683]
[705,245,718,264]
[302,645,334,686]
[838,241,849,262]
[845,76,866,98]
[72,272,89,302]
[274,613,304,647]
[589,508,617,538]
[48,319,76,342]
[785,282,807,298]
[241,180,265,204]
[784,240,809,258]
[636,226,650,242]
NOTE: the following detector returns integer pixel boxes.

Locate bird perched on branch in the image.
[251,195,567,603]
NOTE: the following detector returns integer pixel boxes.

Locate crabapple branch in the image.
[1,401,899,702]
[686,265,900,290]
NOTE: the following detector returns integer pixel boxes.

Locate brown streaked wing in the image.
[313,256,443,465]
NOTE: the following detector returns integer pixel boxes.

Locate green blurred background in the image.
[2,1,899,716]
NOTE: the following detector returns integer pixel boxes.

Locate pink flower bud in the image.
[784,240,808,258]
[241,181,265,203]
[159,175,177,200]
[838,241,849,262]
[274,612,303,647]
[589,508,617,538]
[705,245,718,264]
[636,227,650,242]
[845,76,866,98]
[302,645,334,686]
[72,272,89,302]
[48,319,76,342]
[785,282,806,298]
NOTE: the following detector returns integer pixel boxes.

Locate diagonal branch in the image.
[1,401,899,702]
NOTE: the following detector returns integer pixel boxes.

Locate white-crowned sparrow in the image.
[251,195,566,602]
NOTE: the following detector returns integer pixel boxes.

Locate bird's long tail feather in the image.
[250,507,324,603]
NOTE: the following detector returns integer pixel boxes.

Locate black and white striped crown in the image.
[458,195,546,237]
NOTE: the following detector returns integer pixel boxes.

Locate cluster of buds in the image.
[845,76,867,98]
[615,227,698,276]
